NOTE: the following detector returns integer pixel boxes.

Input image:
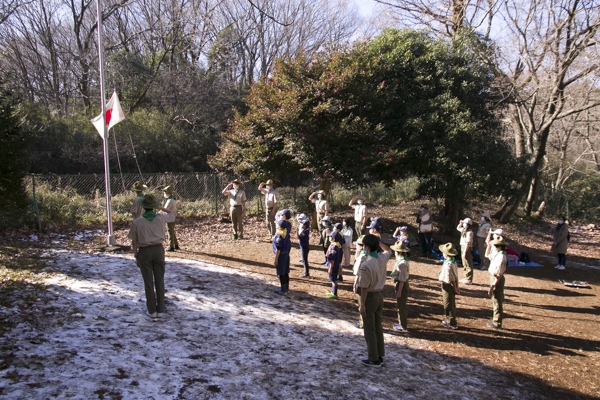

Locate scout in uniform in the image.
[457,218,474,285]
[258,179,278,237]
[319,216,333,265]
[349,195,367,239]
[128,194,175,319]
[273,219,291,295]
[297,213,311,277]
[162,185,179,251]
[222,179,247,240]
[438,242,460,329]
[130,181,147,219]
[416,204,433,257]
[308,190,328,231]
[487,236,507,329]
[352,235,367,329]
[477,213,493,270]
[390,240,410,332]
[326,231,344,299]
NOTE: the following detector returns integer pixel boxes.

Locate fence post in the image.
[214,173,218,215]
[32,175,42,233]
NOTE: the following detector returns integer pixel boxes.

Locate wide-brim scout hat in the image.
[141,194,160,209]
[491,236,507,246]
[316,190,325,195]
[163,185,173,194]
[232,179,242,185]
[357,195,366,200]
[266,179,274,185]
[355,235,365,245]
[439,242,458,257]
[131,181,147,191]
[390,240,410,253]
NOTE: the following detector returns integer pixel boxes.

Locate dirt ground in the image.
[1,201,598,398]
[107,201,599,399]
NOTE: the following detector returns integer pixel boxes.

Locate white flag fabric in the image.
[90,91,126,139]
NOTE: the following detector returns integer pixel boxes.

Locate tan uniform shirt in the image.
[164,198,177,213]
[358,251,392,292]
[263,189,277,209]
[128,213,175,247]
[130,195,144,219]
[438,258,458,284]
[313,199,328,214]
[488,251,507,278]
[226,189,246,207]
[391,258,410,282]
[353,204,367,222]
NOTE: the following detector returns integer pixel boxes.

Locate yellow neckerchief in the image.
[276,228,287,238]
[332,241,342,249]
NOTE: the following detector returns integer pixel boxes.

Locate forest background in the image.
[1,0,600,228]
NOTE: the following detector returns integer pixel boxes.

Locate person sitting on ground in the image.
[326,231,344,299]
[297,213,311,277]
[551,215,569,271]
[477,213,493,270]
[390,240,410,333]
[128,194,175,319]
[457,218,474,285]
[487,236,507,329]
[349,195,367,238]
[438,242,460,330]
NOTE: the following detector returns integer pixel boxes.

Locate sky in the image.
[352,0,376,18]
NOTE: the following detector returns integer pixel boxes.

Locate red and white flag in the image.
[91,91,126,139]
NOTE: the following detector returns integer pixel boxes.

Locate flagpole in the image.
[96,0,115,246]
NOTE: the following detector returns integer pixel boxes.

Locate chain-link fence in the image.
[22,172,419,231]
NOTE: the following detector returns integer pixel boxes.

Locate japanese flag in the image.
[91,91,126,139]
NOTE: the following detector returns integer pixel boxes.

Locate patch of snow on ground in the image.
[1,251,540,399]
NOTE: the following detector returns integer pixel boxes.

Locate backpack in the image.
[519,252,530,263]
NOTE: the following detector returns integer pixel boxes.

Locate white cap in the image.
[493,228,504,236]
[463,218,473,225]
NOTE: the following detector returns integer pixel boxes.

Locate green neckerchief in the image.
[494,250,507,259]
[443,257,456,265]
[396,256,409,262]
[232,189,239,201]
[367,251,379,259]
[166,195,174,200]
[359,250,366,257]
[136,193,144,198]
[142,210,157,221]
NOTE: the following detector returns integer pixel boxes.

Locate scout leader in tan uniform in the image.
[222,179,247,240]
[162,185,179,251]
[258,179,278,237]
[128,194,175,319]
[130,181,148,219]
[308,190,328,231]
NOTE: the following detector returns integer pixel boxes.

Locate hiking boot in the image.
[338,276,344,282]
[233,234,238,240]
[361,359,382,367]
